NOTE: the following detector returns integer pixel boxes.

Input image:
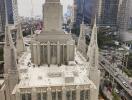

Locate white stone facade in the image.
[1,0,100,100]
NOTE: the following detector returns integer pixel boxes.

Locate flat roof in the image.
[17,49,93,88]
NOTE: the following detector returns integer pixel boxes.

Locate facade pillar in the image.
[15,89,20,100]
[56,90,58,100]
[89,86,98,100]
[70,90,72,100]
[43,44,46,64]
[57,41,60,65]
[62,87,66,100]
[32,88,37,100]
[33,44,37,64]
[37,43,41,65]
[40,90,43,100]
[47,41,51,65]
[31,44,34,62]
[67,42,70,61]
[47,87,52,100]
[76,86,80,100]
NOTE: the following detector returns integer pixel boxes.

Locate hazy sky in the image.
[18,0,73,18]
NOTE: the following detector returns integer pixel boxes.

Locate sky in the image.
[18,0,73,18]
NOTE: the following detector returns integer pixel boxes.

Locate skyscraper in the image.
[5,0,19,24]
[0,0,19,34]
[74,0,97,27]
[6,0,14,24]
[0,0,6,33]
[98,0,120,27]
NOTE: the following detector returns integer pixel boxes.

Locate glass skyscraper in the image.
[98,0,120,27]
[75,0,97,27]
[6,0,14,24]
[0,0,6,33]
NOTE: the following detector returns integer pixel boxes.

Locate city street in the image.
[99,54,132,99]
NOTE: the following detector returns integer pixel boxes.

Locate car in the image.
[122,82,129,88]
[114,72,119,77]
[101,61,105,65]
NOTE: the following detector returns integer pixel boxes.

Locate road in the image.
[99,55,132,98]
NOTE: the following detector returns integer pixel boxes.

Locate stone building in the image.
[0,0,100,100]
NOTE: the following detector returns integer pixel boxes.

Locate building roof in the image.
[17,49,94,88]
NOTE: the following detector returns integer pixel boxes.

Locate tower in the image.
[16,23,25,55]
[77,21,87,55]
[4,25,19,100]
[87,18,100,95]
[43,0,63,31]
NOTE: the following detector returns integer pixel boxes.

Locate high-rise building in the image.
[5,0,19,24]
[0,0,19,34]
[118,0,129,31]
[74,0,97,27]
[0,0,100,100]
[98,0,120,27]
[0,0,6,34]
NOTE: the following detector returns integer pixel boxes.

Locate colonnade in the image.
[15,85,98,100]
[31,41,75,66]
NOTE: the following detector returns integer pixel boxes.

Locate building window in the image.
[52,92,56,100]
[85,90,90,100]
[21,93,31,100]
[66,91,71,100]
[58,91,62,100]
[42,93,47,100]
[37,93,41,100]
[72,90,76,100]
[80,90,85,100]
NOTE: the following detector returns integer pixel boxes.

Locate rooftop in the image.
[17,48,93,88]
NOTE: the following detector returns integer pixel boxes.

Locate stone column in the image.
[37,43,41,65]
[89,85,98,100]
[56,90,58,100]
[47,87,52,100]
[41,91,43,100]
[47,41,51,65]
[70,90,72,100]
[32,88,37,100]
[62,87,66,100]
[76,86,80,100]
[31,44,34,62]
[43,44,46,64]
[15,89,21,100]
[67,42,69,61]
[57,41,60,65]
[33,44,37,64]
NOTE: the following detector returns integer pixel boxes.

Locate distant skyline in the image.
[18,0,73,18]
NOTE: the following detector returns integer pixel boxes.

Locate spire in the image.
[4,24,17,73]
[87,17,100,94]
[17,23,23,39]
[16,22,25,55]
[87,17,98,68]
[89,16,98,47]
[77,17,86,55]
[31,27,34,37]
[4,25,14,47]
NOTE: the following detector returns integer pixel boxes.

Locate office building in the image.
[0,0,100,100]
[98,0,120,27]
[0,0,6,34]
[74,0,97,27]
